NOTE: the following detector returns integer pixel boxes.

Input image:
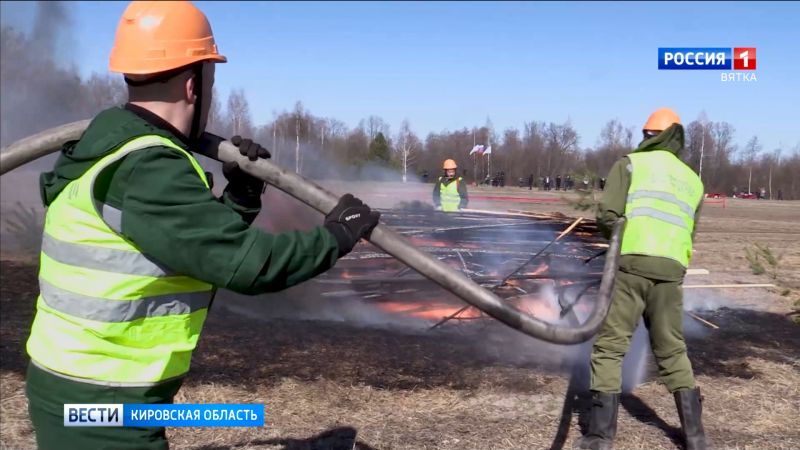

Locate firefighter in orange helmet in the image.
[25,2,379,449]
[433,159,468,211]
[575,107,707,450]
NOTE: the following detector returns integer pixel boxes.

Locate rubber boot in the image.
[674,388,707,450]
[574,392,620,450]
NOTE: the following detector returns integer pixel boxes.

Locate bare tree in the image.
[697,111,709,182]
[83,73,126,114]
[360,115,390,141]
[205,87,226,136]
[226,88,253,137]
[395,119,420,182]
[743,136,762,194]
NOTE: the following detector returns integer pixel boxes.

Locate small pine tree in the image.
[368,132,391,165]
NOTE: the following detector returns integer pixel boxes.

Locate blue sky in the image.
[2,1,798,153]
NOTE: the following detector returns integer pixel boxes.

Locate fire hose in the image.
[0,120,623,344]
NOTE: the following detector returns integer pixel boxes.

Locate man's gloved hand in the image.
[324,194,381,257]
[223,136,271,206]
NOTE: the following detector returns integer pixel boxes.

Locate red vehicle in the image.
[706,193,726,199]
[735,192,758,199]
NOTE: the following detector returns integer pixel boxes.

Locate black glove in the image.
[223,136,271,206]
[324,194,381,257]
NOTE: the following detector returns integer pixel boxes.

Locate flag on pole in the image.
[469,145,485,155]
[483,145,492,155]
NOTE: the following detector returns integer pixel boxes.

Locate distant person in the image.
[433,159,467,212]
[555,174,562,190]
[544,175,551,191]
[528,174,534,190]
[500,171,506,187]
[582,177,590,190]
[575,108,707,450]
[565,174,573,190]
[600,177,606,191]
[778,189,783,200]
[421,170,429,183]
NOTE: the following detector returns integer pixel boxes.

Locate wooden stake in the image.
[683,284,774,289]
[685,269,710,275]
[686,311,719,329]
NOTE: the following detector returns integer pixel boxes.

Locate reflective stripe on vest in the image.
[621,150,704,267]
[440,177,462,212]
[27,135,214,385]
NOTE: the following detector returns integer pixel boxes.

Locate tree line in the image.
[207,92,800,200]
[2,20,798,199]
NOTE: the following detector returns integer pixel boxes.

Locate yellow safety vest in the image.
[621,150,704,267]
[27,135,214,386]
[439,176,462,212]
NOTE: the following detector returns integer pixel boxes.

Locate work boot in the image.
[574,392,620,450]
[674,388,707,450]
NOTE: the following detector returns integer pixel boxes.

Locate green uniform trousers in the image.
[26,362,181,450]
[590,269,696,393]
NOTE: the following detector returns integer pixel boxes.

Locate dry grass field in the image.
[1,180,799,450]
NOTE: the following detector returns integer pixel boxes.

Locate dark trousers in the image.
[26,362,182,450]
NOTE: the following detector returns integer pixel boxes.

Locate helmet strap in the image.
[189,63,204,143]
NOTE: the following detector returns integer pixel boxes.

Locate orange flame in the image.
[376,294,561,323]
[376,301,482,321]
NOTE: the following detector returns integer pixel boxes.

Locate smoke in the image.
[683,288,733,312]
[290,139,423,185]
[30,1,72,60]
[0,1,125,167]
[1,2,78,151]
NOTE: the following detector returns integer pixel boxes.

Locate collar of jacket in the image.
[124,103,191,148]
[633,123,685,157]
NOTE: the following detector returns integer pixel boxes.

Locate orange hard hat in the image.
[443,159,457,170]
[109,1,227,75]
[643,108,681,132]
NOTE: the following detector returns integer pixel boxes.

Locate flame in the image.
[525,262,549,276]
[376,294,561,323]
[511,296,561,322]
[377,301,482,321]
[409,237,449,248]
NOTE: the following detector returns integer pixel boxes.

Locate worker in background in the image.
[575,108,706,450]
[25,2,380,449]
[433,159,468,211]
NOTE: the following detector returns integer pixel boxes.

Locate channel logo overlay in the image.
[64,404,265,427]
[658,48,756,70]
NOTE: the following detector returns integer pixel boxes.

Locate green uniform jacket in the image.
[39,105,340,294]
[596,124,703,282]
[432,176,468,209]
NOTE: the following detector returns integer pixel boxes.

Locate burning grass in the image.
[2,259,799,449]
[1,200,799,449]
